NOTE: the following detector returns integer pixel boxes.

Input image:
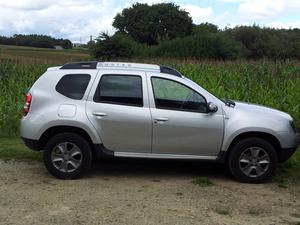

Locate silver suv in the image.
[20,61,299,183]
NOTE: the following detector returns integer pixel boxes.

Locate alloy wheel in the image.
[51,142,82,173]
[239,147,270,178]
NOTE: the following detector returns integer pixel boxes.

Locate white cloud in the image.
[0,0,121,43]
[0,0,56,10]
[180,4,213,24]
[237,0,300,21]
[218,0,243,3]
[238,0,284,20]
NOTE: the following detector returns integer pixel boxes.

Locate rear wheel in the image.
[228,137,278,183]
[44,133,92,179]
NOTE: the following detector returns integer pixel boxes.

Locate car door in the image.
[86,71,152,153]
[148,74,224,156]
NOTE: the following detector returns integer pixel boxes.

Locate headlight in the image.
[290,120,297,133]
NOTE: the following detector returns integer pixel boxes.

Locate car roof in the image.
[57,61,183,77]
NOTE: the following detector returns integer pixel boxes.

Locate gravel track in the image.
[0,159,299,225]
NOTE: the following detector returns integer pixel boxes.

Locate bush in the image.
[90,33,143,60]
[151,33,240,60]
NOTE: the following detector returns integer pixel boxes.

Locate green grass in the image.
[0,44,90,63]
[272,147,300,187]
[0,138,42,160]
[214,207,231,215]
[192,177,214,187]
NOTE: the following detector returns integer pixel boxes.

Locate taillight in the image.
[24,93,32,116]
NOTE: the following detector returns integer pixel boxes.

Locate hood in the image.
[233,101,292,121]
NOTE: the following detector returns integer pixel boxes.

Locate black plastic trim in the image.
[94,144,115,158]
[278,147,298,163]
[21,137,41,151]
[216,151,227,163]
[160,65,183,77]
[60,61,98,70]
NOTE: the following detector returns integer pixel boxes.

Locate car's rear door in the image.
[86,70,152,153]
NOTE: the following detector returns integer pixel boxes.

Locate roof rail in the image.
[160,65,182,77]
[60,61,98,70]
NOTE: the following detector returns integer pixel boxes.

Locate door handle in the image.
[93,112,107,117]
[154,117,169,123]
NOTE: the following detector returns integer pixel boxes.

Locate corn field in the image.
[0,53,299,137]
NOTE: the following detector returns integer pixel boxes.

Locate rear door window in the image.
[93,75,143,107]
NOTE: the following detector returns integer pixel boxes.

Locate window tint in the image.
[56,74,91,100]
[151,77,207,112]
[94,75,143,107]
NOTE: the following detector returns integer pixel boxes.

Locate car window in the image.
[151,77,207,112]
[56,74,91,100]
[94,75,143,107]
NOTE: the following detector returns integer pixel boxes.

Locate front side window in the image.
[151,77,207,112]
[94,75,143,107]
[56,74,91,100]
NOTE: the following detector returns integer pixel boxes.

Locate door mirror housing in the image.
[208,102,218,113]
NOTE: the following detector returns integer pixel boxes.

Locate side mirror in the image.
[208,102,218,113]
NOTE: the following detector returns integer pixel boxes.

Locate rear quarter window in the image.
[56,74,91,100]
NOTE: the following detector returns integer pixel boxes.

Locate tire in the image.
[43,133,92,179]
[228,137,278,183]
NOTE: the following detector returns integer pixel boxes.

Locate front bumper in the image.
[278,147,298,163]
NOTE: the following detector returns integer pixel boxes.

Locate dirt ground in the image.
[0,158,299,225]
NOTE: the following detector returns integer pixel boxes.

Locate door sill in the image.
[114,152,218,160]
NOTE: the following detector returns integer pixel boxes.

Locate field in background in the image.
[0,44,299,184]
[1,45,299,137]
[0,44,90,63]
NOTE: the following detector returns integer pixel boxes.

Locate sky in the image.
[0,0,299,43]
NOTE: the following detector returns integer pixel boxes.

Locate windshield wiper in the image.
[225,99,236,107]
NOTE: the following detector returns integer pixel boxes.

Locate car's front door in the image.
[86,72,152,153]
[148,75,224,156]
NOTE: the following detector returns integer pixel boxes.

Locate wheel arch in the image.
[38,125,95,151]
[225,131,282,161]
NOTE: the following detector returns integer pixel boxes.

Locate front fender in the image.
[221,127,281,151]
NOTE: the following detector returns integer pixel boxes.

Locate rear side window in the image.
[56,74,91,100]
[93,75,143,107]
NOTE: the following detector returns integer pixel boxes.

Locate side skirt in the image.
[94,144,227,162]
[114,152,218,160]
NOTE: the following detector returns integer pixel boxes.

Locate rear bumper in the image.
[21,137,41,151]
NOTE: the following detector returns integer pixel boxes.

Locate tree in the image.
[89,32,137,59]
[0,34,73,49]
[113,3,193,45]
[193,23,218,35]
[60,39,73,49]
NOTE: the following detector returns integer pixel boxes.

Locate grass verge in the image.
[0,138,42,161]
[215,206,231,215]
[192,177,214,187]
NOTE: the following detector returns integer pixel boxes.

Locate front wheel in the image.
[228,137,278,183]
[44,133,92,179]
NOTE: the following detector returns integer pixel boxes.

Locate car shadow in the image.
[90,158,232,180]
